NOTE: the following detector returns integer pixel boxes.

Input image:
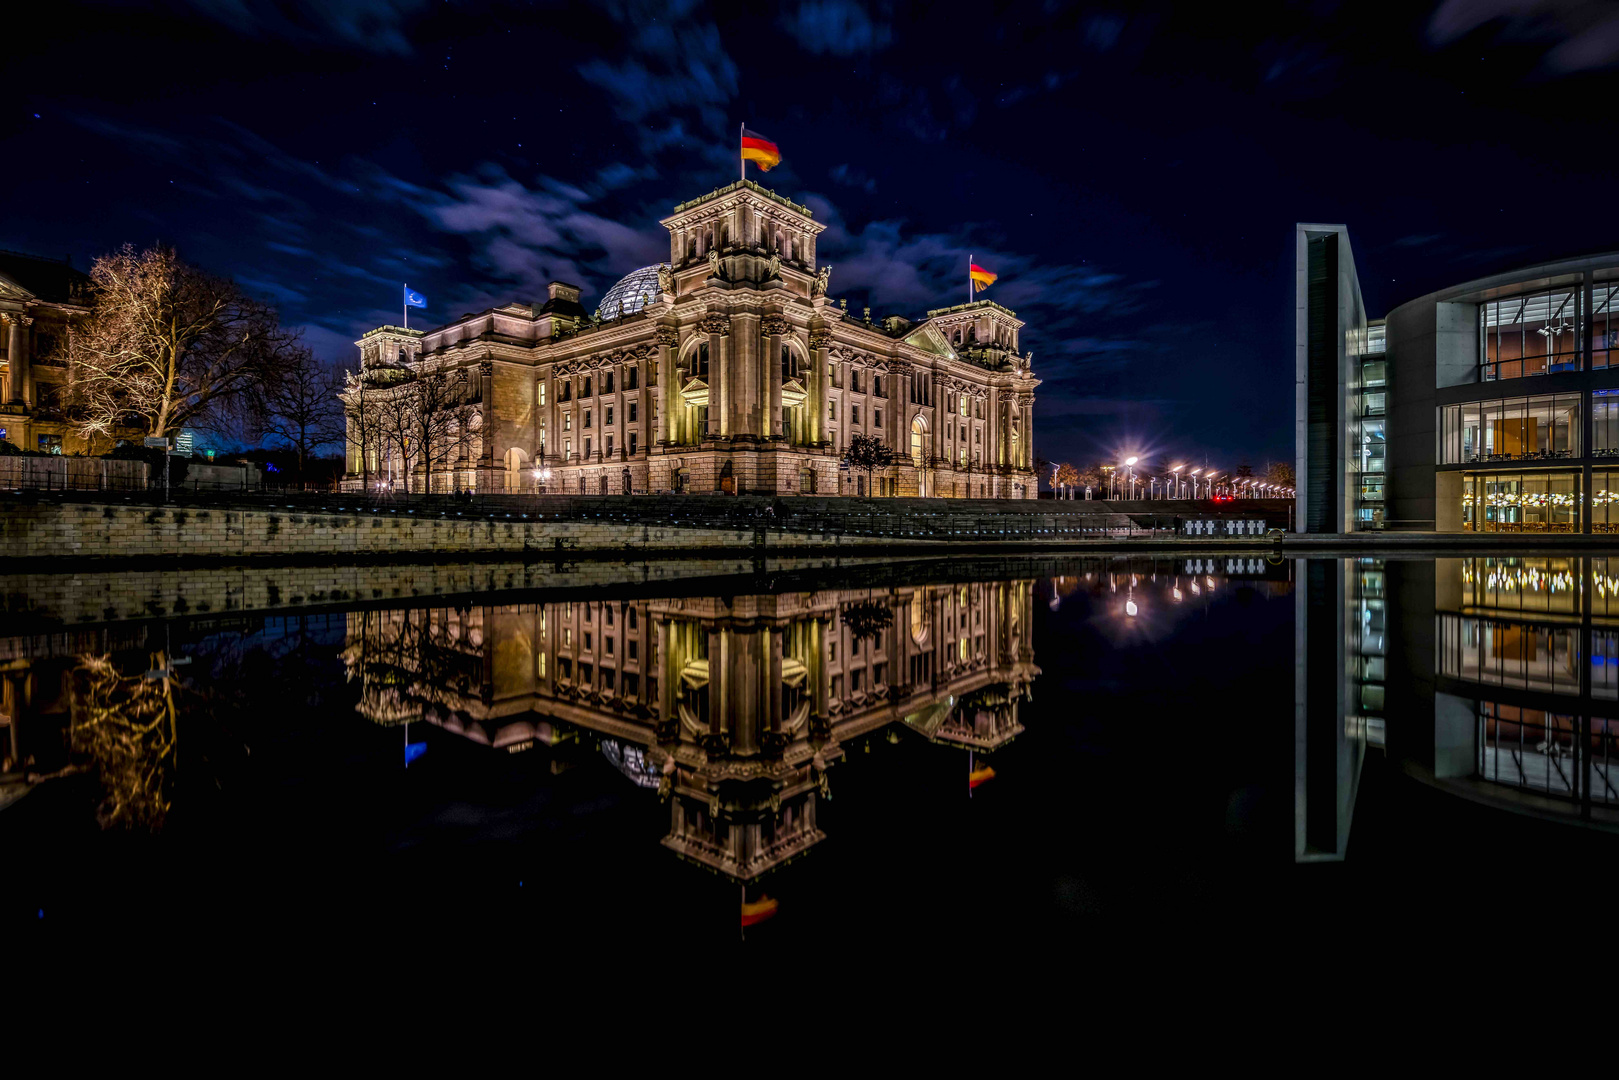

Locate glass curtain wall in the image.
[1593,470,1619,532]
[1481,288,1581,380]
[1460,471,1581,532]
[1439,394,1580,463]
[1595,389,1619,458]
[1593,281,1619,371]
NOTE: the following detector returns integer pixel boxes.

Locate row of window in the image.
[1479,281,1619,380]
[1438,394,1583,463]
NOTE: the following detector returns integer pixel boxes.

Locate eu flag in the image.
[404,286,427,309]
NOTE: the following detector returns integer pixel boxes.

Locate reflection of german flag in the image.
[741,128,781,172]
[741,895,779,926]
[968,765,996,789]
[969,263,998,290]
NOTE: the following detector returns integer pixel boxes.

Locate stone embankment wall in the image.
[0,496,1292,562]
[0,502,903,560]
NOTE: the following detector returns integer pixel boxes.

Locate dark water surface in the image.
[6,553,1618,953]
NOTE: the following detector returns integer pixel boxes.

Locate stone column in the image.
[931,370,945,465]
[478,360,497,492]
[812,615,830,724]
[808,328,831,445]
[5,313,31,404]
[701,313,728,440]
[656,327,679,445]
[762,314,787,441]
[1020,394,1034,471]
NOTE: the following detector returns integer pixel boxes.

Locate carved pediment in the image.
[781,377,808,408]
[680,377,709,407]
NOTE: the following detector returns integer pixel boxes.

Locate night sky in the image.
[7,0,1619,471]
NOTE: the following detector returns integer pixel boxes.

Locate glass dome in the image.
[598,264,662,320]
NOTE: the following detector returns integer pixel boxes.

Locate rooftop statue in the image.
[813,264,832,298]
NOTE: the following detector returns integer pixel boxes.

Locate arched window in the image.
[781,345,794,381]
[696,342,709,377]
[911,415,925,466]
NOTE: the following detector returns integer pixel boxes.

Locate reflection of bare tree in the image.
[70,653,177,830]
[841,598,894,644]
[343,608,483,725]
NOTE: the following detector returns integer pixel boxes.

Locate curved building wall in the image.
[1381,253,1619,532]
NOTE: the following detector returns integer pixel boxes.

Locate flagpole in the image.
[403,283,408,330]
[740,122,744,183]
[968,255,973,303]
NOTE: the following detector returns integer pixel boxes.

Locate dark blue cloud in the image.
[781,1,892,56]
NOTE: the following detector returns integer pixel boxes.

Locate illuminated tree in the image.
[1266,460,1296,488]
[1054,462,1080,499]
[67,244,302,440]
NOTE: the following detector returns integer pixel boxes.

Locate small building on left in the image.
[0,249,132,455]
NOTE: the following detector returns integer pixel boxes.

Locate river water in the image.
[5,553,1617,951]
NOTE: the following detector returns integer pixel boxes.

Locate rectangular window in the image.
[606,406,614,425]
[628,640,638,660]
[1596,390,1619,457]
[537,652,547,677]
[1481,288,1581,380]
[564,439,571,459]
[564,627,572,647]
[852,405,861,425]
[629,433,638,455]
[560,382,572,402]
[584,631,592,651]
[1363,392,1386,416]
[628,608,637,629]
[851,669,863,691]
[606,435,614,454]
[606,636,614,655]
[629,403,638,422]
[1460,471,1581,532]
[564,413,572,431]
[1362,360,1387,387]
[1440,394,1580,464]
[583,377,593,397]
[1361,420,1385,475]
[602,668,615,691]
[959,396,968,417]
[538,382,547,406]
[623,672,639,697]
[584,410,592,428]
[584,437,592,457]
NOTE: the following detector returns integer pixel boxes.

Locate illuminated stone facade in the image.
[341,181,1041,498]
[0,251,106,455]
[344,579,1040,879]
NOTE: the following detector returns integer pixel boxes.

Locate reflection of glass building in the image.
[1296,237,1619,532]
[343,581,1040,880]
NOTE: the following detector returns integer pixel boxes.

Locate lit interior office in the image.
[1439,394,1580,463]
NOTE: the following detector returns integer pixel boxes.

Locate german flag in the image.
[741,127,781,172]
[968,765,996,789]
[741,895,779,926]
[969,262,998,291]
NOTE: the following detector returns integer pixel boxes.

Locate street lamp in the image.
[1125,456,1139,501]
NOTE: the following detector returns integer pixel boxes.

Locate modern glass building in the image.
[1297,233,1619,533]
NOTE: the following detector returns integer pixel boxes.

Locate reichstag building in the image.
[341,180,1041,498]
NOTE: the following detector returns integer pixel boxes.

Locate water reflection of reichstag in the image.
[341,580,1039,880]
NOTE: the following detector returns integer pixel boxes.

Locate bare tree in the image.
[359,366,476,493]
[1266,460,1296,488]
[843,433,894,497]
[67,244,301,440]
[260,347,343,484]
[340,370,385,493]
